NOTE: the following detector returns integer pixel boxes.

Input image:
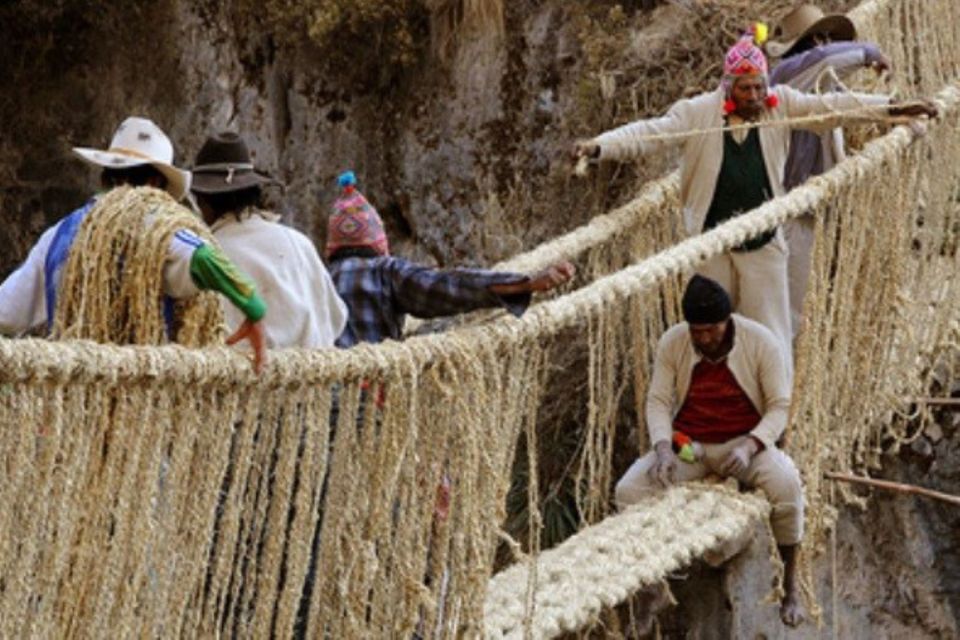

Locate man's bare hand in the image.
[528,261,576,292]
[720,438,759,477]
[570,140,600,162]
[649,440,678,488]
[226,319,267,374]
[889,99,938,119]
[870,54,891,76]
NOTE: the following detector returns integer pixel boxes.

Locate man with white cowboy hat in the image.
[766,4,892,337]
[0,116,269,370]
[191,131,348,349]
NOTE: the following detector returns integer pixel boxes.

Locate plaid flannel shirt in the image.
[329,255,531,347]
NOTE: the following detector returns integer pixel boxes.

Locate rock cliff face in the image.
[0,0,851,275]
[0,0,608,274]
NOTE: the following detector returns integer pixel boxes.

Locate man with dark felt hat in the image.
[615,275,806,626]
[767,4,892,336]
[191,131,347,349]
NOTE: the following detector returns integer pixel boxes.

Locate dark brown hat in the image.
[190,131,272,194]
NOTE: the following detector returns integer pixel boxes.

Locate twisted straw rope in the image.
[0,0,957,636]
[483,485,770,639]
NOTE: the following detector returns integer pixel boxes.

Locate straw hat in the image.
[72,116,191,201]
[765,5,856,58]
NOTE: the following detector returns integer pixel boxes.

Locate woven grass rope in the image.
[0,0,958,636]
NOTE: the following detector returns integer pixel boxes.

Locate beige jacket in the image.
[593,85,889,246]
[646,314,791,450]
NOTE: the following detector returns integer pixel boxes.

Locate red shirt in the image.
[672,358,761,443]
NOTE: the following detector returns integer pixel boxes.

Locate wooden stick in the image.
[824,472,960,507]
[904,396,960,407]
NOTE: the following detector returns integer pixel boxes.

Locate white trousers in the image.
[783,215,815,339]
[614,436,804,545]
[698,240,793,374]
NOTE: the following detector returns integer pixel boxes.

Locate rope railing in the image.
[0,0,957,637]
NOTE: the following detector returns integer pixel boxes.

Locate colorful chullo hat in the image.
[721,23,778,112]
[325,171,390,258]
[722,23,770,90]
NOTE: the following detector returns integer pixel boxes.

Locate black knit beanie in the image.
[682,275,732,324]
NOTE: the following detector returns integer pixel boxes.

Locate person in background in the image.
[767,5,892,333]
[191,131,347,349]
[572,26,935,371]
[326,171,575,347]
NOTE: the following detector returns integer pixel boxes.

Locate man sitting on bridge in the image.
[615,275,805,627]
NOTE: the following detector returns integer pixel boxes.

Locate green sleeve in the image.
[189,244,267,322]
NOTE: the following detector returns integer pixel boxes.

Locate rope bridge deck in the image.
[483,485,769,639]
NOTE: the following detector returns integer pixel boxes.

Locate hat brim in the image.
[190,170,273,195]
[72,147,190,201]
[765,15,857,58]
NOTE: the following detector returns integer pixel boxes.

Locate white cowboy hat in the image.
[765,5,856,59]
[72,116,191,201]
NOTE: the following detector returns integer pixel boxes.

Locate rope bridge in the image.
[484,485,770,639]
[0,0,958,637]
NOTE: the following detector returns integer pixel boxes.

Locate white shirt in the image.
[212,211,347,349]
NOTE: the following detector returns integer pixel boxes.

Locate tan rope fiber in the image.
[483,485,770,638]
[0,0,957,637]
[53,185,224,346]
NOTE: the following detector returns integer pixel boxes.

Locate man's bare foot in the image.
[780,589,806,627]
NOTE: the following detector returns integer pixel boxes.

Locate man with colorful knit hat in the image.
[615,275,805,626]
[573,27,935,370]
[326,171,575,347]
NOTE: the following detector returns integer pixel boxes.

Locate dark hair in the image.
[785,34,820,58]
[328,246,381,262]
[100,165,168,189]
[195,187,262,219]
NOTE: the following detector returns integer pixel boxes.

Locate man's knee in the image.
[752,450,803,502]
[614,456,658,509]
[753,450,805,544]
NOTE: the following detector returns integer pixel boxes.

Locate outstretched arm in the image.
[487,261,575,296]
[390,258,574,320]
[770,42,890,89]
[777,84,898,132]
[573,95,702,163]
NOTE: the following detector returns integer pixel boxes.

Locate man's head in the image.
[765,5,856,59]
[325,171,390,260]
[682,275,733,358]
[722,27,774,118]
[190,132,270,224]
[73,116,190,200]
[730,75,769,120]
